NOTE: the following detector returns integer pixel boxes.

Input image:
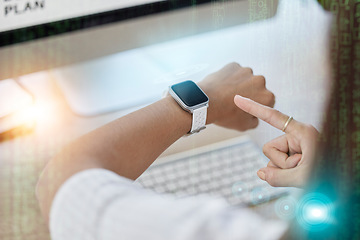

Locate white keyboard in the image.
[136,136,288,206]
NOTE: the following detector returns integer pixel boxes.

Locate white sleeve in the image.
[50,169,287,240]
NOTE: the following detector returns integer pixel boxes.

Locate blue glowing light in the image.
[304,204,327,222]
[296,193,334,232]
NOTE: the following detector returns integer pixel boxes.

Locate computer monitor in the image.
[0,0,279,116]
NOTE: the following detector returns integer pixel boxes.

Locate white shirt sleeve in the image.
[50,169,287,240]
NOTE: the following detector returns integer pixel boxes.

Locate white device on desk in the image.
[136,135,288,206]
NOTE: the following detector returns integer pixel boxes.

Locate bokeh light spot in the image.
[296,193,334,232]
[231,181,249,198]
[275,196,297,220]
[250,187,270,204]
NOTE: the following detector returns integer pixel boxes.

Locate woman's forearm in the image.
[75,96,193,179]
[36,96,194,224]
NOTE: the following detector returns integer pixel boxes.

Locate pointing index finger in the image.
[234,95,295,133]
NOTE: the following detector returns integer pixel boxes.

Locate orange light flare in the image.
[1,100,58,137]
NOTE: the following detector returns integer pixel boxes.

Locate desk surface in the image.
[0,2,332,239]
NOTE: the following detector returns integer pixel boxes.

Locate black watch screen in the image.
[170,80,208,107]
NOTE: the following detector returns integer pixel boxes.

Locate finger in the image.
[263,136,302,169]
[222,62,241,71]
[253,75,265,87]
[286,154,302,168]
[242,67,253,74]
[267,154,302,169]
[263,135,289,168]
[263,148,288,168]
[257,166,304,188]
[267,161,276,167]
[234,95,296,133]
[266,134,289,153]
[266,134,301,155]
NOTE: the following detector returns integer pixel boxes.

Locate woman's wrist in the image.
[162,96,192,133]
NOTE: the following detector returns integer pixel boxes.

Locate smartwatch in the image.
[169,80,209,134]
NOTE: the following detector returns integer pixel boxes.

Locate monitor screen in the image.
[0,0,212,47]
[1,0,268,81]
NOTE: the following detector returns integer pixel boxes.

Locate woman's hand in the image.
[198,62,275,131]
[234,95,319,188]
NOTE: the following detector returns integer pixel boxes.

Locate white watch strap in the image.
[190,106,207,134]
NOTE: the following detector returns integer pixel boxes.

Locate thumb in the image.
[257,166,304,188]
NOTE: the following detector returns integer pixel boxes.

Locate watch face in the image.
[171,80,208,107]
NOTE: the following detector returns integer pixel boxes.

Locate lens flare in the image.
[231,181,249,198]
[275,196,297,220]
[250,187,270,204]
[296,193,334,232]
[13,102,50,127]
